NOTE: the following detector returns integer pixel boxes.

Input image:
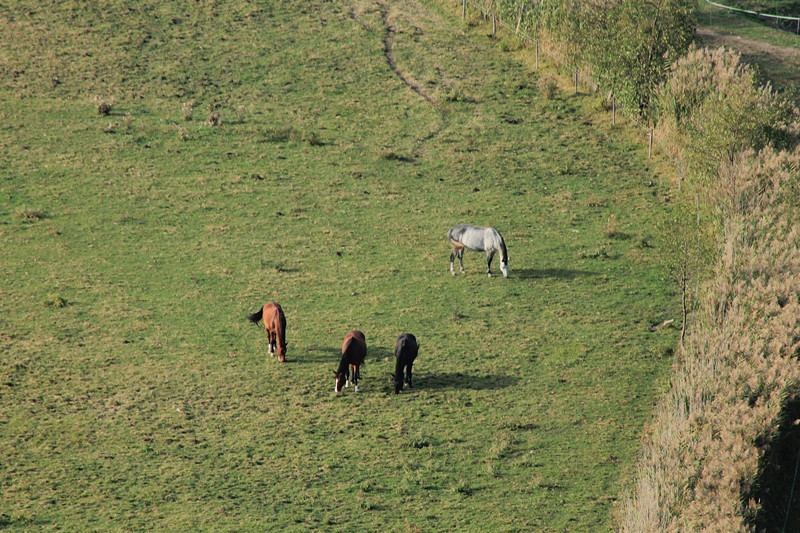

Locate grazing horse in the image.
[393,333,418,394]
[335,330,367,393]
[247,302,287,362]
[447,224,509,278]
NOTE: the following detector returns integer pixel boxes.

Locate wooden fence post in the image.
[535,41,539,69]
[648,130,654,158]
[462,0,466,20]
[574,68,578,93]
[612,97,616,125]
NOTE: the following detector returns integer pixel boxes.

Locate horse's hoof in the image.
[354,386,359,392]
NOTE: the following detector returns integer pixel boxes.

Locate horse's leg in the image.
[352,364,360,392]
[406,362,413,389]
[458,248,466,273]
[486,250,495,277]
[267,329,275,356]
[450,249,456,275]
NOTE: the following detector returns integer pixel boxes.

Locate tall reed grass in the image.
[622,45,800,531]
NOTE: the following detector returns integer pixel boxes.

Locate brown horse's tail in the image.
[247,308,263,324]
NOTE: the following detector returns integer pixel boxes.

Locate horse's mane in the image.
[498,232,508,263]
[336,353,350,376]
[339,336,363,372]
[394,351,405,376]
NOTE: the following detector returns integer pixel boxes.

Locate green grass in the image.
[709,0,800,16]
[1,0,678,530]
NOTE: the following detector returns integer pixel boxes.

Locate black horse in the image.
[393,333,419,394]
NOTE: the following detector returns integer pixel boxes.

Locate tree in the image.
[591,0,695,117]
[659,198,714,344]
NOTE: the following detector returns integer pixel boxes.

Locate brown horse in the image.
[247,302,287,362]
[335,330,367,393]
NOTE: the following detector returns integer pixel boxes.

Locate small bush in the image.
[205,112,221,127]
[16,208,46,221]
[45,295,69,308]
[606,214,630,239]
[538,75,558,100]
[181,101,194,121]
[93,95,116,116]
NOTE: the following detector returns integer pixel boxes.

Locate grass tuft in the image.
[538,74,559,99]
[44,295,69,308]
[16,208,47,221]
[93,95,116,116]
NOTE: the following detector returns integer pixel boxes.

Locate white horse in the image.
[447,224,509,278]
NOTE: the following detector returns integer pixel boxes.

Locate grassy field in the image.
[1,0,679,530]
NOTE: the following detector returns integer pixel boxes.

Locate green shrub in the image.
[538,74,558,99]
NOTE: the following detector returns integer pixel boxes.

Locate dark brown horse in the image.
[335,330,366,393]
[393,333,418,394]
[247,302,287,362]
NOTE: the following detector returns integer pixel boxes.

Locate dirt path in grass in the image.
[378,3,443,111]
[349,1,449,150]
[695,27,800,91]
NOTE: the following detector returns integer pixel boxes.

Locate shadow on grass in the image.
[293,345,339,364]
[514,268,596,280]
[293,345,395,365]
[421,372,518,391]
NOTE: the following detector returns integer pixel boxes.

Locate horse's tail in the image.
[247,307,263,324]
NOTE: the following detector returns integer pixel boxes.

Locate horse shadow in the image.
[514,268,596,280]
[369,346,395,360]
[420,372,519,391]
[294,345,340,364]
[295,345,395,365]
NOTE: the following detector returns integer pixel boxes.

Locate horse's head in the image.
[276,341,287,363]
[334,370,347,393]
[500,259,509,278]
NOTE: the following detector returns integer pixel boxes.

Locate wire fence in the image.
[460,0,683,176]
[704,0,800,34]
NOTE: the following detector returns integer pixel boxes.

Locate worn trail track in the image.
[350,1,449,150]
[378,3,442,111]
